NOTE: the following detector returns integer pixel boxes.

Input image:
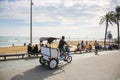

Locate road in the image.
[0,50,120,80]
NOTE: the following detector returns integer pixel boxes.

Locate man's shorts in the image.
[59,47,66,54]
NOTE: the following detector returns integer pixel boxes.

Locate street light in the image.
[30,0,33,44]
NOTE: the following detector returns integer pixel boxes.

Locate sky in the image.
[0,0,120,40]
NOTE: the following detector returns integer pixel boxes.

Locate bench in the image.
[0,53,26,60]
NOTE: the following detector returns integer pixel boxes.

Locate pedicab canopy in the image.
[40,37,60,44]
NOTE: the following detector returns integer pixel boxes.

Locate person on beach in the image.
[81,40,85,51]
[32,44,39,56]
[27,43,32,57]
[94,40,99,55]
[32,44,39,53]
[86,42,92,52]
[76,42,81,51]
[58,36,68,61]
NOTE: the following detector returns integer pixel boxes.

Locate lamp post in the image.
[30,0,33,44]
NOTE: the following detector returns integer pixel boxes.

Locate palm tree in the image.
[99,11,114,47]
[115,6,120,49]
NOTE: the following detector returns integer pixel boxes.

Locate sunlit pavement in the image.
[0,50,120,80]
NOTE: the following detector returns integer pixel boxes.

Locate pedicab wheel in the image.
[39,56,46,65]
[49,58,58,70]
[67,56,72,63]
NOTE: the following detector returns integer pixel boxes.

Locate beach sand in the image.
[0,41,105,54]
[0,46,27,54]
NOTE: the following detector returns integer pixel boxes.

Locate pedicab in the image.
[39,37,72,70]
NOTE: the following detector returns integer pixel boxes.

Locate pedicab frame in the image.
[39,37,72,70]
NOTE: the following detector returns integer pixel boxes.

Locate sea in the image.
[0,36,104,47]
[0,36,40,47]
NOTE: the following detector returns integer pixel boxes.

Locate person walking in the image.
[94,40,99,55]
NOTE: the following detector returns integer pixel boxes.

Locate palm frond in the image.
[99,11,117,26]
[99,16,105,25]
[109,20,113,25]
[115,5,120,12]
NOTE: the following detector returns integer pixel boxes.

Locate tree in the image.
[115,6,120,49]
[99,11,114,47]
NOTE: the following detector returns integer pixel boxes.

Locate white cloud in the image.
[0,0,108,25]
[33,0,61,7]
[0,0,119,39]
[0,0,29,20]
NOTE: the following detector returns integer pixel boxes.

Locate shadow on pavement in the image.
[11,62,70,80]
[0,56,39,62]
[24,57,39,61]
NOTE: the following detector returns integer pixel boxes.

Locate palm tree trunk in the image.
[117,17,119,49]
[104,21,108,47]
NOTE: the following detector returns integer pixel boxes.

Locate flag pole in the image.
[30,0,32,44]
